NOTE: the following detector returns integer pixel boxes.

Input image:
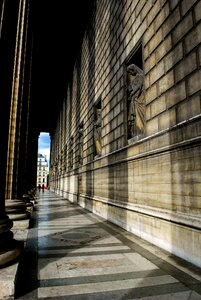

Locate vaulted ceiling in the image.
[31,0,92,134]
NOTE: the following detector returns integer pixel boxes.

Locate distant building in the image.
[37,154,48,188]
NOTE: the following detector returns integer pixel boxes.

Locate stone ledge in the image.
[12,229,28,243]
[80,194,201,230]
[0,260,20,299]
[12,219,30,230]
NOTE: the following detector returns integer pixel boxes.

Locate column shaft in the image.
[6,0,27,199]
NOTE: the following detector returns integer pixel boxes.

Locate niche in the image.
[126,44,145,141]
[94,98,102,157]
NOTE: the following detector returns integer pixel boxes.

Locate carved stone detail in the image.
[127,63,145,139]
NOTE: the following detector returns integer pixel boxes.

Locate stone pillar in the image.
[19,34,35,196]
[4,0,35,225]
[0,0,23,267]
[14,0,34,199]
[6,0,27,200]
[26,130,39,192]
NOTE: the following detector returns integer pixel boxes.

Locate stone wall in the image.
[50,0,201,267]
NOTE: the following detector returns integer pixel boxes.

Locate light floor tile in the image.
[130,290,201,300]
[39,245,130,254]
[124,253,158,270]
[38,275,178,298]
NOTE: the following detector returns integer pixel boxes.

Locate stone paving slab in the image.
[14,191,201,299]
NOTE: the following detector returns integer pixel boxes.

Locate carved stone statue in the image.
[127,63,145,139]
[69,138,73,169]
[78,126,84,165]
[94,108,102,156]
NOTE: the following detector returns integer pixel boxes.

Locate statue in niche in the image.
[64,145,67,170]
[127,63,145,139]
[69,137,74,169]
[54,162,58,176]
[94,107,102,156]
[58,155,62,174]
[78,126,84,165]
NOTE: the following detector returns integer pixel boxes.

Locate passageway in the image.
[1,2,201,298]
[15,191,201,299]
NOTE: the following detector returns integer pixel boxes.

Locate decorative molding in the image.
[79,194,201,230]
[78,114,201,172]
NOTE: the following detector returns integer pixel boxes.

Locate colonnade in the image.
[0,0,38,267]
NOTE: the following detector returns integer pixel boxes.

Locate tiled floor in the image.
[15,191,201,299]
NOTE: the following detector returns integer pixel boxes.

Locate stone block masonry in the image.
[50,0,201,268]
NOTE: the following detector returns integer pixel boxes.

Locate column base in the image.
[0,215,23,268]
[0,226,26,300]
[5,200,31,221]
[0,239,22,267]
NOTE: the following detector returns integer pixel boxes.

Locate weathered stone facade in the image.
[49,0,201,267]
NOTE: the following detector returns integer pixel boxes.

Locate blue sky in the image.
[38,132,50,168]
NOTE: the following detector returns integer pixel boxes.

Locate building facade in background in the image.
[37,154,48,188]
[49,0,201,268]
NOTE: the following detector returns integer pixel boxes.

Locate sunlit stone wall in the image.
[50,0,201,267]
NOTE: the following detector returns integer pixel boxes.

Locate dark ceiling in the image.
[31,0,92,134]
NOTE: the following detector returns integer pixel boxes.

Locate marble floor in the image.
[15,191,201,299]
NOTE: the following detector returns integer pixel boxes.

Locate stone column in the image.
[4,0,35,225]
[6,0,27,199]
[26,129,39,192]
[0,0,23,267]
[12,0,32,199]
[20,35,34,196]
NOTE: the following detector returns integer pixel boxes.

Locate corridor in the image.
[15,191,201,300]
